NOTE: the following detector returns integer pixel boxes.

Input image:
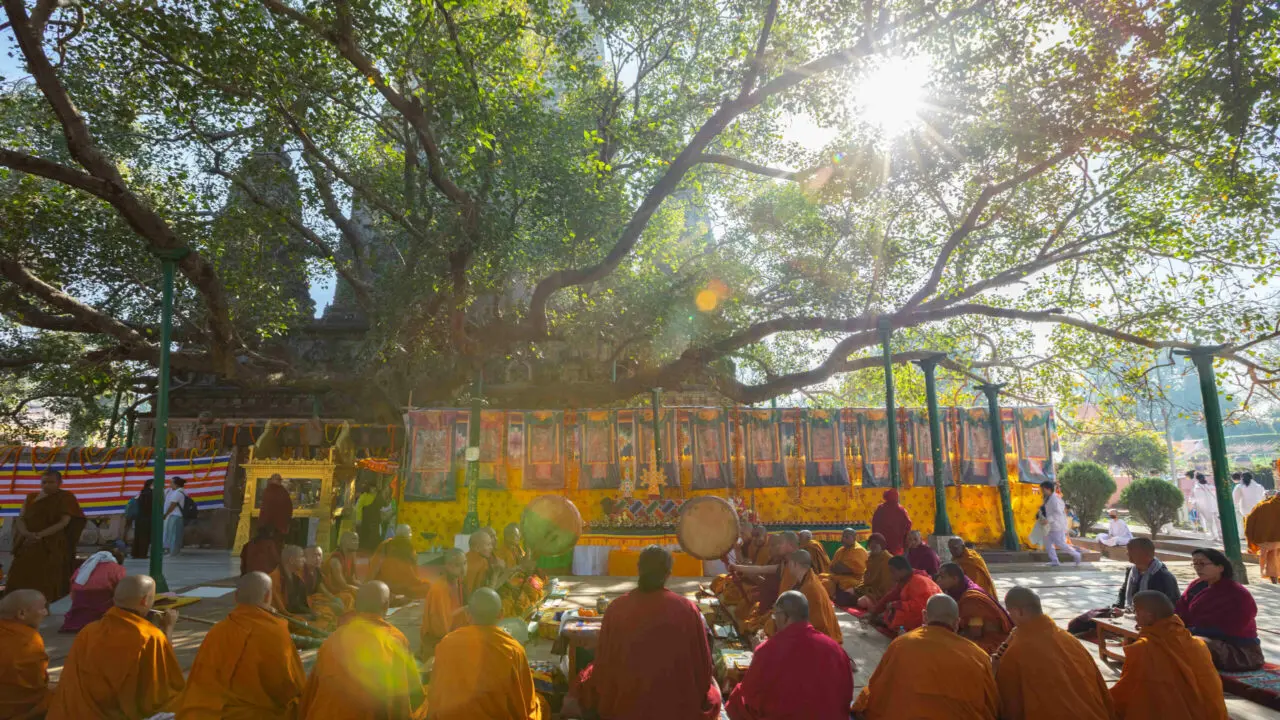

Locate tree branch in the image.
[0,260,154,349]
[697,153,809,181]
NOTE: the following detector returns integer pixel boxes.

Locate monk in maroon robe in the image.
[239,526,281,576]
[259,474,293,549]
[871,489,912,555]
[6,470,86,603]
[577,546,720,720]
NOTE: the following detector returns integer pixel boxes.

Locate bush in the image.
[1057,461,1117,536]
[1120,478,1185,540]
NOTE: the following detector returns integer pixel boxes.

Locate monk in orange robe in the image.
[853,594,998,719]
[305,545,352,613]
[47,575,185,720]
[862,556,943,633]
[948,537,998,599]
[427,587,546,720]
[1245,493,1280,583]
[269,545,336,633]
[936,563,1011,653]
[177,572,306,719]
[493,523,547,619]
[994,586,1113,719]
[0,590,51,719]
[370,525,428,597]
[299,581,427,720]
[732,532,801,634]
[821,528,869,600]
[744,524,772,565]
[420,548,469,661]
[1110,590,1228,720]
[463,529,498,597]
[323,531,362,596]
[798,530,831,573]
[6,469,86,603]
[766,550,842,644]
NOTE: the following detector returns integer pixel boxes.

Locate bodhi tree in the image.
[0,0,1278,424]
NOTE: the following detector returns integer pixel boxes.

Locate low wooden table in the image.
[1094,615,1141,663]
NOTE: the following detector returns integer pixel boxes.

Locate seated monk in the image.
[936,563,1011,653]
[859,556,942,633]
[947,538,997,599]
[420,548,469,661]
[428,587,548,719]
[1177,547,1263,671]
[322,531,362,597]
[798,530,831,573]
[708,526,756,609]
[726,591,854,720]
[746,524,772,565]
[60,547,127,633]
[240,526,281,576]
[1111,591,1229,720]
[0,589,52,719]
[300,582,427,720]
[177,572,307,719]
[370,524,428,598]
[47,575,186,719]
[731,532,801,634]
[575,546,721,720]
[852,594,998,719]
[304,545,352,614]
[463,529,499,597]
[269,545,332,632]
[494,523,546,619]
[766,550,841,644]
[904,530,940,577]
[821,528,869,604]
[994,587,1113,720]
[850,533,893,605]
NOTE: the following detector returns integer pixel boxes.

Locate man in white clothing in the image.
[1097,509,1134,547]
[1234,471,1267,540]
[1192,472,1221,541]
[1038,481,1081,566]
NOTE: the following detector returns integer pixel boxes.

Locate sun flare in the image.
[852,56,932,137]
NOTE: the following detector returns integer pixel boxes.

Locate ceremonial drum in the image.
[521,495,583,557]
[676,496,741,561]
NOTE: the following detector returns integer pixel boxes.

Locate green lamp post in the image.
[462,371,483,534]
[914,353,952,536]
[976,382,1020,551]
[878,317,900,489]
[148,247,189,593]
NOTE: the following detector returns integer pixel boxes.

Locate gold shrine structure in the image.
[231,446,356,554]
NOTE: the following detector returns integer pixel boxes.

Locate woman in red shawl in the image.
[1177,547,1263,671]
[871,489,912,555]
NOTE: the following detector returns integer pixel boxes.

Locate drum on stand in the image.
[520,495,583,558]
[676,496,741,561]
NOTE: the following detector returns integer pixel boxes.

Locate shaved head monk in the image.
[578,546,720,719]
[47,575,185,720]
[797,530,831,573]
[428,588,545,719]
[821,528,869,604]
[947,538,997,599]
[0,589,52,719]
[177,572,306,719]
[323,531,362,597]
[994,587,1112,720]
[300,581,427,719]
[420,547,469,661]
[853,594,998,719]
[370,524,428,598]
[726,591,854,720]
[862,556,942,633]
[767,551,841,643]
[464,529,498,597]
[1110,590,1228,720]
[936,563,1011,652]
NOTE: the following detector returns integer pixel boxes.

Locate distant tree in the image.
[1120,478,1185,541]
[1057,461,1117,536]
[1252,467,1275,491]
[1083,433,1170,478]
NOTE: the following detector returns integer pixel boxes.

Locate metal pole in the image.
[915,354,952,535]
[651,387,663,473]
[878,317,900,489]
[462,370,483,534]
[149,251,186,592]
[1176,347,1247,581]
[977,382,1020,551]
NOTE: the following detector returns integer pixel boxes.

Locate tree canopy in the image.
[1,0,1278,429]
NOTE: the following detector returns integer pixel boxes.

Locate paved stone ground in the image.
[9,549,1280,718]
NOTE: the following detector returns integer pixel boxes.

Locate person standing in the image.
[129,480,154,559]
[1244,491,1280,584]
[1037,481,1080,567]
[1192,473,1221,541]
[163,477,189,556]
[5,469,86,603]
[259,473,293,550]
[870,489,912,555]
[1232,472,1266,541]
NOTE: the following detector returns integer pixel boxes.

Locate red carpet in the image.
[841,606,896,640]
[1221,663,1280,711]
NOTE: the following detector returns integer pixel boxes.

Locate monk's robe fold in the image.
[304,566,351,619]
[739,558,787,634]
[47,606,185,720]
[766,571,841,644]
[873,571,942,632]
[579,588,721,720]
[463,550,493,598]
[953,550,998,600]
[954,585,1011,653]
[711,572,750,608]
[821,544,868,596]
[0,619,51,720]
[371,537,428,596]
[7,489,85,603]
[177,604,306,720]
[801,540,832,574]
[427,624,544,720]
[852,549,892,601]
[419,574,467,658]
[1110,616,1228,720]
[725,621,853,720]
[853,624,998,720]
[299,613,427,720]
[994,613,1113,720]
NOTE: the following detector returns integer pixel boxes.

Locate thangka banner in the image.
[1014,406,1055,483]
[960,408,995,485]
[804,409,848,486]
[446,410,506,489]
[907,409,954,487]
[0,453,229,518]
[636,408,679,488]
[856,409,894,488]
[522,411,566,490]
[405,410,459,501]
[743,409,786,488]
[580,410,620,490]
[688,409,732,489]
